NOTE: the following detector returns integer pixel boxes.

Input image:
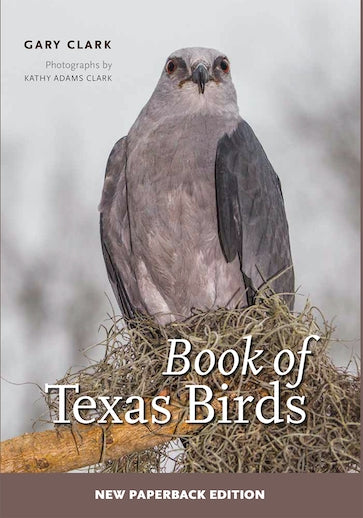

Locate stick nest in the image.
[45,292,360,473]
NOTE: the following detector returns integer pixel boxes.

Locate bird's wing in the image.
[99,137,136,320]
[215,119,294,307]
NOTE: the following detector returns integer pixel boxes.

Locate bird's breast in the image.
[125,113,243,320]
[127,118,219,244]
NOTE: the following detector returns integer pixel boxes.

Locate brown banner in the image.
[1,473,362,518]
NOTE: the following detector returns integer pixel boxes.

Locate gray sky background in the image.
[1,0,360,441]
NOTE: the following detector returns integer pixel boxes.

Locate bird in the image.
[99,47,294,326]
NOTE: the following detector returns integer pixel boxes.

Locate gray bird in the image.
[99,47,294,325]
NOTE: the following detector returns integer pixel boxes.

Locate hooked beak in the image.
[192,63,209,94]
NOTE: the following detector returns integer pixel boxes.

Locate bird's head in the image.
[151,47,238,115]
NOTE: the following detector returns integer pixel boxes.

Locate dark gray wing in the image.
[99,137,135,320]
[215,119,294,308]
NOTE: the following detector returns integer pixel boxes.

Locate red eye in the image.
[166,59,176,74]
[220,59,230,73]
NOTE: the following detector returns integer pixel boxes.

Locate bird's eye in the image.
[166,59,177,74]
[220,59,230,73]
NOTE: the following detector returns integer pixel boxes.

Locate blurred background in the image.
[1,0,360,441]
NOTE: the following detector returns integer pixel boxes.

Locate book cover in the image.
[1,1,361,517]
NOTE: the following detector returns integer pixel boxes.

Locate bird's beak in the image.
[192,63,209,94]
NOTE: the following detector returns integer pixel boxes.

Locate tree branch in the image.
[0,402,201,473]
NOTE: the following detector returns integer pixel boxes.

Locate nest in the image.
[45,292,360,473]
